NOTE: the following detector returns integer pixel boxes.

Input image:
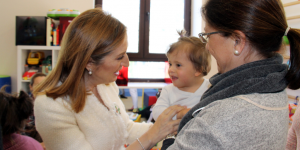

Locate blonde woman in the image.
[34,8,184,150]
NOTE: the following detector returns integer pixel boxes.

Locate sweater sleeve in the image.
[286,105,300,150]
[117,92,152,144]
[152,86,172,121]
[110,82,153,144]
[124,114,153,144]
[286,126,297,150]
[34,95,93,150]
[167,115,224,150]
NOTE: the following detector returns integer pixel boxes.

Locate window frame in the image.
[95,0,191,62]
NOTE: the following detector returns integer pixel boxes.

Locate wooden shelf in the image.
[283,1,300,7]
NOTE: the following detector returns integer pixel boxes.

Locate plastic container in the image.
[0,75,11,93]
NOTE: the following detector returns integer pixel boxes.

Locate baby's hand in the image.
[177,108,190,119]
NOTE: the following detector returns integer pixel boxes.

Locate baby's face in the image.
[30,76,46,92]
[167,48,200,92]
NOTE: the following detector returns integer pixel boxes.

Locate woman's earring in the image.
[89,69,92,75]
[234,50,239,55]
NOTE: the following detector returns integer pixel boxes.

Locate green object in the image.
[283,36,289,45]
[0,75,10,78]
[47,9,80,18]
[42,56,52,64]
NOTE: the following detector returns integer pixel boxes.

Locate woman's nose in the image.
[121,54,129,67]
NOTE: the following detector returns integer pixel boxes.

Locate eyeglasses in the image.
[198,31,221,43]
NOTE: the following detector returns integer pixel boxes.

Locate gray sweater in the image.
[168,91,289,150]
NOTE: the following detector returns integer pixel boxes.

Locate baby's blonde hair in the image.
[167,30,211,76]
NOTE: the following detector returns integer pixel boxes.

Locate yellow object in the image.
[27,52,44,65]
[134,114,141,122]
[23,76,28,80]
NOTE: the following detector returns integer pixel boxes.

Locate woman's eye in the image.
[117,55,124,60]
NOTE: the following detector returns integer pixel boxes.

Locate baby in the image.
[153,31,211,121]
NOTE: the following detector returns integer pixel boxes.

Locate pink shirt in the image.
[3,133,43,150]
[286,105,300,150]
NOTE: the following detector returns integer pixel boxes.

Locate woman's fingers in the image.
[163,105,186,117]
[177,108,191,119]
[149,105,185,142]
[170,120,181,133]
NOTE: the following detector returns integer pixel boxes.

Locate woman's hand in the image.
[177,108,191,119]
[147,105,186,144]
[126,105,186,150]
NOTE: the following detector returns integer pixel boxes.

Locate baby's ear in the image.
[194,71,202,77]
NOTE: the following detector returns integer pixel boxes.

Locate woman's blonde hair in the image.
[167,30,211,76]
[33,8,126,113]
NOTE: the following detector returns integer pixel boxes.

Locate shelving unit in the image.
[17,46,61,93]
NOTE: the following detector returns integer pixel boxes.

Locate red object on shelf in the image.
[116,66,128,86]
[148,96,157,106]
[164,78,172,83]
[22,71,37,80]
[59,17,75,44]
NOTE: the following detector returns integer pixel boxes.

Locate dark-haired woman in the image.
[163,0,300,149]
[0,87,43,150]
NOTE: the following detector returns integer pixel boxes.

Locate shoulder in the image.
[163,83,174,89]
[208,91,287,110]
[196,91,288,125]
[34,94,73,114]
[11,134,44,150]
[162,83,178,92]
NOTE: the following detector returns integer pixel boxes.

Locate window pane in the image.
[149,0,185,54]
[128,61,169,79]
[103,0,140,53]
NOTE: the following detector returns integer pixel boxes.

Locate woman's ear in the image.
[233,30,246,54]
[86,58,94,70]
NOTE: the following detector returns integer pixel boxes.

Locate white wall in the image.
[191,0,218,79]
[0,0,94,93]
[282,0,300,96]
[282,0,300,29]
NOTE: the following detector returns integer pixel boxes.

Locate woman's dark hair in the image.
[0,86,33,136]
[202,0,300,89]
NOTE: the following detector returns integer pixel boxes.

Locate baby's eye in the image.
[169,63,172,66]
[176,64,181,67]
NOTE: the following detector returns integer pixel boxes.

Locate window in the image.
[128,61,169,81]
[96,0,191,61]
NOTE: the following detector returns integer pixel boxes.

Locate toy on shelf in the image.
[46,9,80,46]
[23,51,47,80]
[22,64,39,80]
[47,9,80,19]
[27,52,45,65]
[42,56,52,75]
[22,70,38,80]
